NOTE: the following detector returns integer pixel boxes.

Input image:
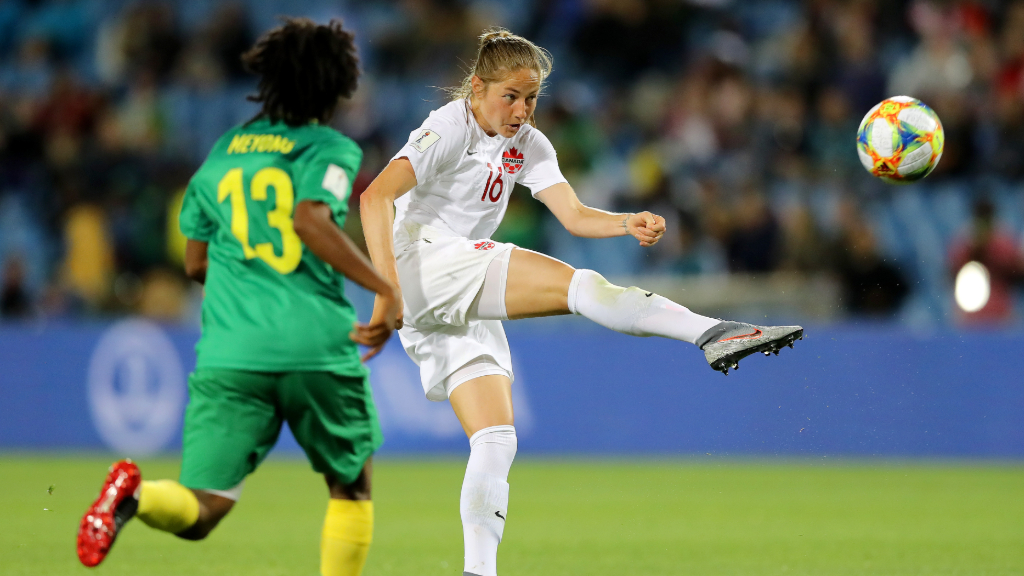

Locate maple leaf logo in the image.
[502,147,525,174]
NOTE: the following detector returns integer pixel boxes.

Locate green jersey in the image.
[179,117,365,376]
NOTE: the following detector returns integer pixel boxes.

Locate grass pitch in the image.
[1,456,1021,576]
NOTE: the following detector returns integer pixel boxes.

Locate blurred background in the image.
[2,4,1022,574]
[0,0,1022,326]
[0,0,1022,458]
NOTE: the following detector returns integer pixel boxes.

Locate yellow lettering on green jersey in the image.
[250,167,302,274]
[217,166,302,274]
[227,133,296,155]
[226,134,244,154]
[216,167,257,258]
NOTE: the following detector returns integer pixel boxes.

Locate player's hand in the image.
[354,289,403,362]
[627,211,666,247]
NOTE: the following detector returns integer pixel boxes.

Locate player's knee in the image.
[571,270,654,333]
[326,472,372,501]
[469,425,517,459]
[175,491,233,540]
[178,506,231,540]
[174,516,219,540]
[569,269,614,313]
[575,269,608,290]
[579,269,635,299]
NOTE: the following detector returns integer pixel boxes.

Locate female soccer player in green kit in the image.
[76,19,401,576]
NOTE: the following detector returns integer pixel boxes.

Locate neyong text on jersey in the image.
[226,133,296,155]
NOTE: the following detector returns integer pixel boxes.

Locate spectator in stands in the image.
[780,205,830,274]
[948,198,1024,324]
[1,36,52,97]
[831,3,886,116]
[990,2,1024,178]
[752,85,809,182]
[571,0,689,81]
[61,204,114,309]
[888,1,973,99]
[832,201,909,317]
[989,87,1024,180]
[672,211,727,276]
[994,1,1024,100]
[724,186,781,273]
[0,1,21,58]
[112,71,166,152]
[174,1,254,88]
[1,254,31,318]
[207,2,253,80]
[95,2,182,85]
[809,86,860,180]
[32,67,98,139]
[0,0,1022,325]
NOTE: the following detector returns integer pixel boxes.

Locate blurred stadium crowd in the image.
[0,0,1023,325]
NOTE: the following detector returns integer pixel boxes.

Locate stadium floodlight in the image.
[954,261,990,313]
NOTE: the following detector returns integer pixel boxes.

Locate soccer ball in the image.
[856,96,944,184]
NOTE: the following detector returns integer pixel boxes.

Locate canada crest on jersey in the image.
[502,147,524,174]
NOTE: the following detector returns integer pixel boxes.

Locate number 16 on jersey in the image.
[481,163,504,203]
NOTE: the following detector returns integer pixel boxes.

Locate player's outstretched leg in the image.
[499,252,805,374]
[565,269,804,373]
[77,460,204,567]
[695,321,804,375]
[77,460,142,567]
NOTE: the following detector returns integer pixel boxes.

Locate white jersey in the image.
[392,99,567,240]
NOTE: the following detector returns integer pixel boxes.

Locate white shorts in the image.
[395,222,515,401]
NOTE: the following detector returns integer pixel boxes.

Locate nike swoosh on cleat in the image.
[644,292,653,297]
[495,511,505,521]
[718,329,762,342]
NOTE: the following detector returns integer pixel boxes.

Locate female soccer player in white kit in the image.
[360,29,804,576]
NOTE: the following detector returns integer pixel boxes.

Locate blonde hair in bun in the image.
[449,27,553,104]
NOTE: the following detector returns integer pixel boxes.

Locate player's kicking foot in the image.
[77,459,141,567]
[697,321,804,375]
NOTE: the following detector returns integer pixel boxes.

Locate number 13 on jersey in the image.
[217,167,302,274]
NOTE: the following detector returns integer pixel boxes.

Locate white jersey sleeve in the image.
[517,128,567,196]
[390,100,569,239]
[393,110,466,184]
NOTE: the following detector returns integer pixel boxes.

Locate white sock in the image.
[461,425,517,576]
[567,269,721,344]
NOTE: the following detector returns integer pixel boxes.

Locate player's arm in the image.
[359,158,417,323]
[184,239,209,284]
[293,200,401,359]
[535,183,666,247]
[179,181,216,284]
